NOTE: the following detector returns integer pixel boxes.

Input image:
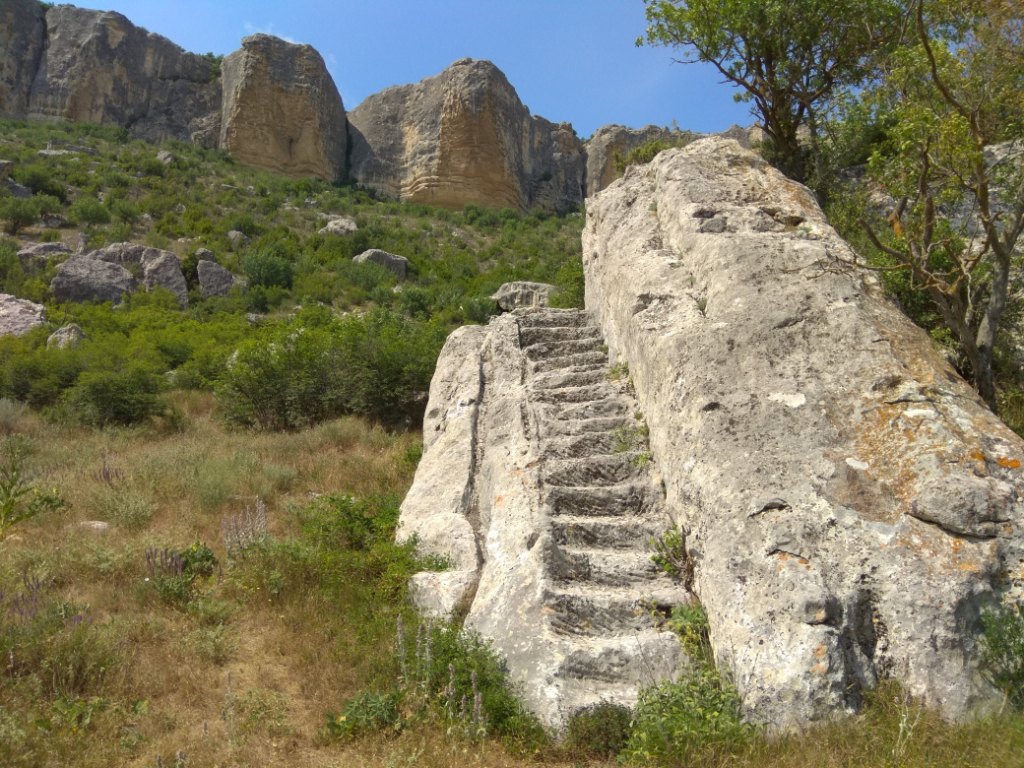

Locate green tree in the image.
[637,0,904,182]
[855,0,1024,407]
[0,196,41,235]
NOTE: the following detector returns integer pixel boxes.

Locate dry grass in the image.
[0,393,1021,767]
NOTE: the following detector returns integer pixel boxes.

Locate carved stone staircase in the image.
[516,308,688,717]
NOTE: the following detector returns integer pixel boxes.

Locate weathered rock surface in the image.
[17,241,71,272]
[317,215,358,236]
[50,255,136,304]
[585,124,692,197]
[220,34,347,182]
[91,243,188,305]
[583,137,1024,729]
[227,230,249,250]
[23,5,221,145]
[492,281,557,311]
[399,308,687,729]
[0,0,46,120]
[353,248,409,279]
[349,58,585,213]
[0,293,45,336]
[47,323,84,349]
[197,259,241,298]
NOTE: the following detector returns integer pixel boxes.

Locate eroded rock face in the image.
[399,309,686,729]
[0,0,46,120]
[197,259,240,298]
[585,124,691,197]
[25,5,221,145]
[50,256,136,304]
[348,58,585,213]
[491,281,557,311]
[220,34,347,182]
[0,294,45,336]
[91,243,188,305]
[353,248,408,279]
[583,137,1024,729]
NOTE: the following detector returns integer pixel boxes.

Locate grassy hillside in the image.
[0,121,1022,767]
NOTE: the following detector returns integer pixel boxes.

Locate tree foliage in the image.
[638,0,904,182]
[855,0,1024,406]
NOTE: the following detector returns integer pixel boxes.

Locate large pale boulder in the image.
[583,137,1024,729]
[0,0,46,119]
[348,58,585,213]
[17,242,71,273]
[25,6,221,145]
[353,248,409,279]
[491,281,557,311]
[0,294,45,336]
[197,259,241,298]
[219,34,347,182]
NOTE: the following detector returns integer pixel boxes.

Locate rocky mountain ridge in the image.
[0,0,739,210]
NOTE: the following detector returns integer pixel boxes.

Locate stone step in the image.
[544,585,683,637]
[538,415,632,438]
[524,338,605,361]
[530,350,608,374]
[545,482,657,517]
[519,324,602,348]
[551,547,664,586]
[536,396,629,421]
[554,630,683,685]
[516,310,592,329]
[530,367,608,391]
[540,433,621,460]
[529,383,615,405]
[551,515,668,550]
[543,454,640,487]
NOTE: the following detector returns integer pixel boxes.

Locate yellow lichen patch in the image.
[997,457,1021,469]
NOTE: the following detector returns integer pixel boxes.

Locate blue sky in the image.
[71,0,752,138]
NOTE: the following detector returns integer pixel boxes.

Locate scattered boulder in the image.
[17,241,71,272]
[4,180,31,199]
[50,255,136,304]
[491,281,557,311]
[41,213,69,229]
[156,149,176,165]
[47,323,84,349]
[197,259,241,298]
[219,34,347,181]
[353,248,409,279]
[227,230,249,250]
[317,215,358,236]
[348,58,585,213]
[582,137,1024,728]
[0,293,45,336]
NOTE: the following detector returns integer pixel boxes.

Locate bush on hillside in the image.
[62,368,163,427]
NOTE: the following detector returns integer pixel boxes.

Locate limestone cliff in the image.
[219,34,347,182]
[348,58,585,213]
[24,5,221,145]
[583,137,1024,728]
[0,0,47,120]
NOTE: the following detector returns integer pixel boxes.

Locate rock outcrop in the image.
[17,241,71,272]
[0,294,45,336]
[585,124,692,197]
[353,248,408,279]
[197,259,241,298]
[219,34,347,182]
[47,323,84,349]
[348,58,585,213]
[50,255,136,304]
[23,5,221,145]
[0,0,47,120]
[582,137,1024,728]
[491,281,557,310]
[398,309,687,729]
[91,243,188,305]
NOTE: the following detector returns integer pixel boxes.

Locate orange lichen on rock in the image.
[997,457,1021,469]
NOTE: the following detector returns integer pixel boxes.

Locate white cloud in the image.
[242,21,299,44]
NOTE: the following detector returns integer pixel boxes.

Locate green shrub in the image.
[12,164,67,200]
[563,702,633,759]
[62,368,162,427]
[242,251,294,289]
[0,196,41,235]
[0,436,64,539]
[69,196,111,227]
[980,601,1024,710]
[324,691,400,739]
